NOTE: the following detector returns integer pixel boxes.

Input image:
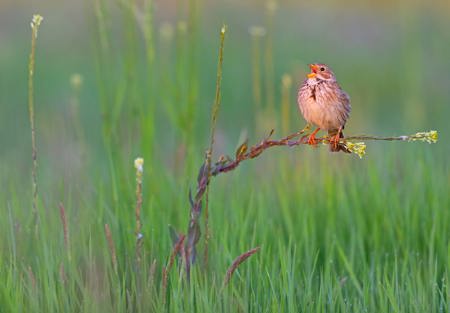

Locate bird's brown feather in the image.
[297,64,351,153]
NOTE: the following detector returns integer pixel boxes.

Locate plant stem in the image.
[202,25,226,269]
[222,247,260,289]
[28,15,43,234]
[211,130,438,176]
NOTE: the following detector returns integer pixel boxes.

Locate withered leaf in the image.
[188,189,194,207]
[197,162,207,185]
[235,141,248,160]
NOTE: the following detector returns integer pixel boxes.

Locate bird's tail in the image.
[328,129,350,153]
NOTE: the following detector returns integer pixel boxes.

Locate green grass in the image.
[1,148,448,312]
[0,1,449,312]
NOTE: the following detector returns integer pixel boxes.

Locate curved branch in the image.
[184,128,438,270]
[211,129,438,175]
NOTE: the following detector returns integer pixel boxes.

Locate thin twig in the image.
[222,247,260,289]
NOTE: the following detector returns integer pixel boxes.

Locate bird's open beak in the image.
[307,64,318,78]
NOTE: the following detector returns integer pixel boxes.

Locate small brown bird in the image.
[297,63,351,152]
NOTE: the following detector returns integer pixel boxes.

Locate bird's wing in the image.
[338,89,351,120]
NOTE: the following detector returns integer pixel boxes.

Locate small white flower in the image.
[134,157,144,173]
[30,14,44,37]
[31,15,43,29]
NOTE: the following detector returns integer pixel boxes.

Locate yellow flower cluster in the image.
[344,142,367,159]
[409,130,438,144]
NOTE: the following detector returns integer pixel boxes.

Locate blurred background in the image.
[0,0,449,310]
[0,0,449,220]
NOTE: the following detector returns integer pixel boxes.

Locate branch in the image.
[211,129,438,175]
[183,128,438,271]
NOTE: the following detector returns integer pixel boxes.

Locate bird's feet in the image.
[329,133,341,150]
[306,127,320,146]
[307,133,318,146]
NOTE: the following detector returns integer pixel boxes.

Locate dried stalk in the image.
[58,202,71,261]
[104,223,118,274]
[222,247,260,289]
[162,235,185,305]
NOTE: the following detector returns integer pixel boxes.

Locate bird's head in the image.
[307,63,336,82]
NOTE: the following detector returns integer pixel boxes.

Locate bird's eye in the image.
[320,67,325,71]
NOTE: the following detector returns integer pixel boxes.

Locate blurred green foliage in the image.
[0,0,448,311]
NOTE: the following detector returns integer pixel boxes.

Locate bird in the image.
[297,63,351,152]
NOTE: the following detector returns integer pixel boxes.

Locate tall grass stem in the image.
[203,25,227,268]
[104,223,118,274]
[249,27,265,111]
[134,158,144,265]
[59,202,71,262]
[28,14,43,234]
